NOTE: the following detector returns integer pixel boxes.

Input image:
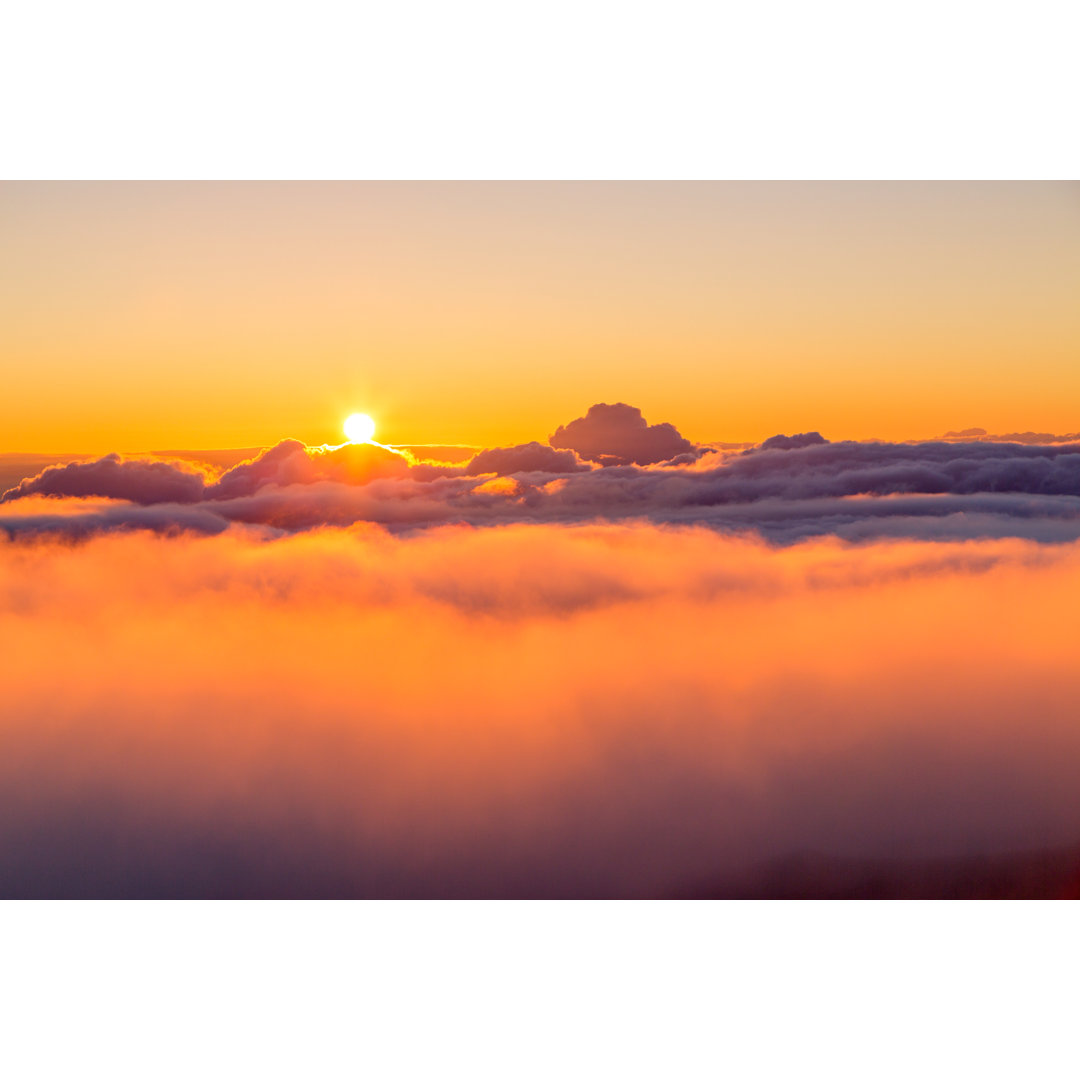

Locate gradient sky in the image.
[2,181,1078,453]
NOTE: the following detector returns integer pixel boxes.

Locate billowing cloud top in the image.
[1,452,209,505]
[549,402,696,465]
[464,441,589,477]
[2,439,417,505]
[6,407,1080,545]
[756,431,829,451]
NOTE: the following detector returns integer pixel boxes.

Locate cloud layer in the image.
[7,406,1080,895]
[4,523,1080,897]
[7,412,1080,544]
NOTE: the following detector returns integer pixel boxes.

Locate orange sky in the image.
[2,181,1078,453]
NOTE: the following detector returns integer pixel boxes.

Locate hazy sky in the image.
[2,182,1078,452]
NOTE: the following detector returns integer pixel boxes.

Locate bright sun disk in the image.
[344,413,376,444]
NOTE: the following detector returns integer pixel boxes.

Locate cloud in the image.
[0,453,209,505]
[4,523,1080,896]
[9,483,1080,547]
[756,431,829,451]
[549,402,697,466]
[8,415,1080,546]
[1,439,419,508]
[714,438,1080,500]
[941,427,1080,445]
[208,439,414,498]
[10,406,1080,896]
[465,441,589,476]
[397,444,479,465]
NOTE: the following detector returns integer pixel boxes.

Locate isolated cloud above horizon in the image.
[6,404,1080,544]
[549,402,697,466]
[757,431,829,451]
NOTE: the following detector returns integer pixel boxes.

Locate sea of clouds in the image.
[4,404,1080,896]
[5,402,1080,544]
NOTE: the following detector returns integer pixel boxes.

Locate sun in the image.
[344,413,376,444]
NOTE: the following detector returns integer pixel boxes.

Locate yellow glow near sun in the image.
[344,413,376,444]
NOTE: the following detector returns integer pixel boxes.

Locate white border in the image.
[3,1,1078,178]
[3,902,1075,1078]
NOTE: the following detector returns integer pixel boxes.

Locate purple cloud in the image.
[465,441,588,476]
[0,453,207,505]
[549,403,697,466]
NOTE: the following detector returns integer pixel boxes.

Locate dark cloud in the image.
[465,441,588,476]
[1,453,208,505]
[549,402,697,466]
[756,431,829,451]
[0,500,235,540]
[9,480,1080,548]
[716,438,1080,500]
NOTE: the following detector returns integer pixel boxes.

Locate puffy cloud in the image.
[712,438,1080,500]
[205,439,310,498]
[756,431,829,451]
[208,439,413,498]
[465,441,588,476]
[1,439,419,509]
[549,402,697,466]
[4,523,1080,896]
[9,422,1080,547]
[1,453,208,505]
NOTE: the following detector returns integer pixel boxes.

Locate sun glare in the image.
[344,413,376,444]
